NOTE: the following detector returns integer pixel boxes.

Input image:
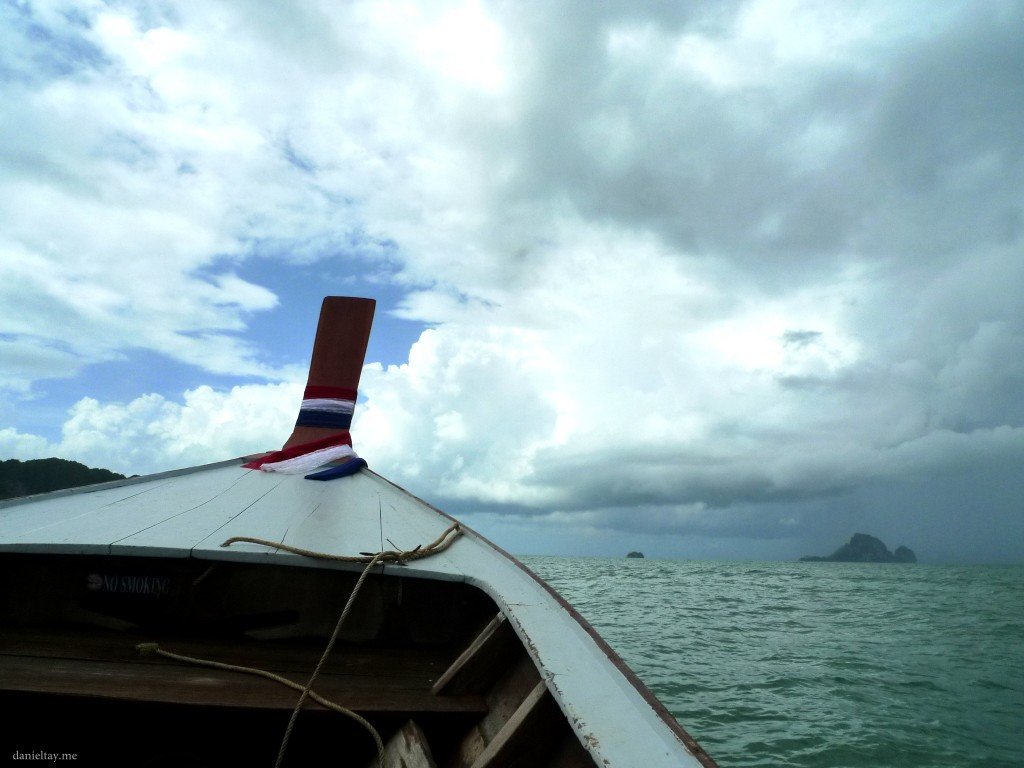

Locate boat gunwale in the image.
[366,468,720,768]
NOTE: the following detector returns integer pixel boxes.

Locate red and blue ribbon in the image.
[294,384,356,430]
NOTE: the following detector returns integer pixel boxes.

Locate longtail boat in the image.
[0,297,718,768]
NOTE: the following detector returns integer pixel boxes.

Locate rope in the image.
[135,641,384,761]
[219,521,462,565]
[138,523,463,768]
[222,523,460,768]
[274,553,383,768]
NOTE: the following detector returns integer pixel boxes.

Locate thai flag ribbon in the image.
[295,385,356,430]
[243,433,355,474]
[243,386,364,476]
[305,457,367,481]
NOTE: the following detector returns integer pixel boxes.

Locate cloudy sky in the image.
[2,0,1022,563]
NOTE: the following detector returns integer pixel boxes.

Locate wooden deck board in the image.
[0,465,256,553]
[0,626,484,715]
[0,626,450,679]
[0,654,487,714]
[110,471,291,555]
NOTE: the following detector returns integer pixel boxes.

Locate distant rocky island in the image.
[0,458,124,501]
[626,551,645,559]
[801,533,916,563]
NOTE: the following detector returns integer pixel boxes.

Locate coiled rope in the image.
[136,522,462,768]
[220,521,461,566]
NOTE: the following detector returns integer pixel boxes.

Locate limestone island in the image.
[626,551,645,559]
[800,533,917,563]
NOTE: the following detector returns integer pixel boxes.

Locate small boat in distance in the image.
[0,297,717,767]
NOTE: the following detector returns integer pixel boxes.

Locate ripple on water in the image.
[523,557,1024,768]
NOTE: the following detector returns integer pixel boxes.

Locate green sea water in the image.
[522,557,1024,768]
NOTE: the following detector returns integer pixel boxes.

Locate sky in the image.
[1,0,1022,563]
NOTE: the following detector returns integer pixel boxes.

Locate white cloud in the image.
[2,0,1023,553]
[0,427,51,460]
[356,217,1024,522]
[2,383,300,475]
[0,336,88,392]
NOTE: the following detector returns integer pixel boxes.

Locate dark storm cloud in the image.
[781,330,822,348]
[488,1,1023,282]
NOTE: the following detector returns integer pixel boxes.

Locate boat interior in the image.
[0,552,596,767]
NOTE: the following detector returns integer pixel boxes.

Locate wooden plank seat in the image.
[0,626,487,715]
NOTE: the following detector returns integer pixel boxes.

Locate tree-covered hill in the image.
[0,458,125,501]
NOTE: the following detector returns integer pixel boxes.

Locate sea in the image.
[521,557,1024,768]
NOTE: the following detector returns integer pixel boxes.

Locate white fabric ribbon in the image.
[260,444,357,474]
[300,398,355,414]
